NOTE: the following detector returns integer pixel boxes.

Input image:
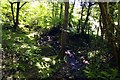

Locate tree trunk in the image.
[59,2,63,27]
[77,2,85,33]
[60,3,63,20]
[14,2,20,30]
[10,3,15,26]
[99,2,119,68]
[81,2,92,34]
[117,1,120,69]
[9,1,26,30]
[60,2,69,59]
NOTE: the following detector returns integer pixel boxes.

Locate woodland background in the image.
[0,0,120,80]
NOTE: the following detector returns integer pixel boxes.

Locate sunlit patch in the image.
[30,1,39,7]
[42,57,51,61]
[26,32,37,39]
[36,62,50,69]
[114,22,118,25]
[36,62,42,69]
[52,60,56,65]
[19,24,24,28]
[88,50,100,58]
[0,44,1,49]
[21,44,30,48]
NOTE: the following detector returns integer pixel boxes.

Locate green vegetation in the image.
[1,0,120,80]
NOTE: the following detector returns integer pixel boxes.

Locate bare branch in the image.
[19,2,27,10]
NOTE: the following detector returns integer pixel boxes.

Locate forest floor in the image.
[3,26,118,80]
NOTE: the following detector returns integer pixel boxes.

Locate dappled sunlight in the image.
[21,44,30,48]
[26,32,38,39]
[36,62,50,69]
[30,1,39,7]
[88,50,100,58]
[1,1,120,80]
[42,57,56,64]
[42,57,51,61]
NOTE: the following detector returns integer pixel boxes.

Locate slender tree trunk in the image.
[10,3,15,26]
[14,2,20,30]
[60,3,63,20]
[77,2,85,33]
[9,1,26,30]
[59,2,63,28]
[60,1,69,59]
[81,2,92,34]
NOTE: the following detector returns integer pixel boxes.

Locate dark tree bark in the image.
[117,1,120,69]
[81,2,92,34]
[59,2,63,28]
[8,0,27,30]
[98,2,119,68]
[60,3,63,20]
[10,3,15,26]
[14,2,20,30]
[77,2,85,33]
[60,2,69,59]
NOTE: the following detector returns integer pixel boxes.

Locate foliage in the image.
[84,66,119,80]
[2,25,59,79]
[1,1,120,79]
